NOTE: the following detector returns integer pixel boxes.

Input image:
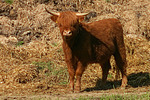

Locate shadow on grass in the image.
[83,72,150,92]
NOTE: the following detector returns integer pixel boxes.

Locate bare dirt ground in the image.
[0,0,150,99]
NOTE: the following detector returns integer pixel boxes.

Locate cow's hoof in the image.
[74,90,81,93]
[74,86,81,93]
[120,84,128,89]
[121,83,127,88]
[120,86,126,89]
[68,88,74,93]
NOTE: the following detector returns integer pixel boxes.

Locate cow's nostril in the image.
[68,32,72,35]
[63,30,72,36]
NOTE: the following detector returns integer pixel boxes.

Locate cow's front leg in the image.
[68,65,75,92]
[75,62,86,93]
[63,42,76,92]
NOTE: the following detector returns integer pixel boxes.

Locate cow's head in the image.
[46,8,88,40]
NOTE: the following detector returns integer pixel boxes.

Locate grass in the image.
[108,73,113,78]
[51,42,58,47]
[4,0,13,4]
[16,41,24,46]
[76,92,150,100]
[33,61,69,85]
[57,47,63,53]
[33,61,53,71]
[105,0,110,3]
[24,92,150,100]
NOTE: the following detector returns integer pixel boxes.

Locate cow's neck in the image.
[63,23,91,50]
[63,23,93,62]
[63,29,81,49]
[65,24,91,49]
[63,37,77,49]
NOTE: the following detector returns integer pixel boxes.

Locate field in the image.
[0,0,150,99]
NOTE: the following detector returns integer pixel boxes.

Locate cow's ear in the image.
[76,13,88,22]
[78,16,85,22]
[50,15,58,23]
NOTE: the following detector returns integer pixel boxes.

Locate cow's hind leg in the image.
[114,50,127,88]
[101,60,111,86]
[114,31,128,88]
[75,62,86,93]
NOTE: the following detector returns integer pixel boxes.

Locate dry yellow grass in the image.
[0,0,150,96]
[0,34,149,95]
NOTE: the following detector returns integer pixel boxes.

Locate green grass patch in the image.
[33,61,53,71]
[108,73,113,78]
[4,0,13,4]
[33,61,69,85]
[51,42,58,47]
[76,92,150,100]
[105,0,110,3]
[16,41,24,46]
[57,47,63,53]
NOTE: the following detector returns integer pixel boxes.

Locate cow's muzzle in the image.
[63,30,72,36]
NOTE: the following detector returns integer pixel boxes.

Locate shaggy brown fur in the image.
[47,10,127,93]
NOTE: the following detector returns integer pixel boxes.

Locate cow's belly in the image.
[92,44,113,63]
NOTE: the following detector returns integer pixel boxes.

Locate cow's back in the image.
[81,18,123,63]
[85,18,122,40]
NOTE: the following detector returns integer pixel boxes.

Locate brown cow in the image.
[46,9,127,92]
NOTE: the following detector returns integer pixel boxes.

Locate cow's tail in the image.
[113,32,127,81]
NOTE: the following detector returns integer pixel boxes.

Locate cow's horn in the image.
[76,13,89,16]
[45,7,60,16]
